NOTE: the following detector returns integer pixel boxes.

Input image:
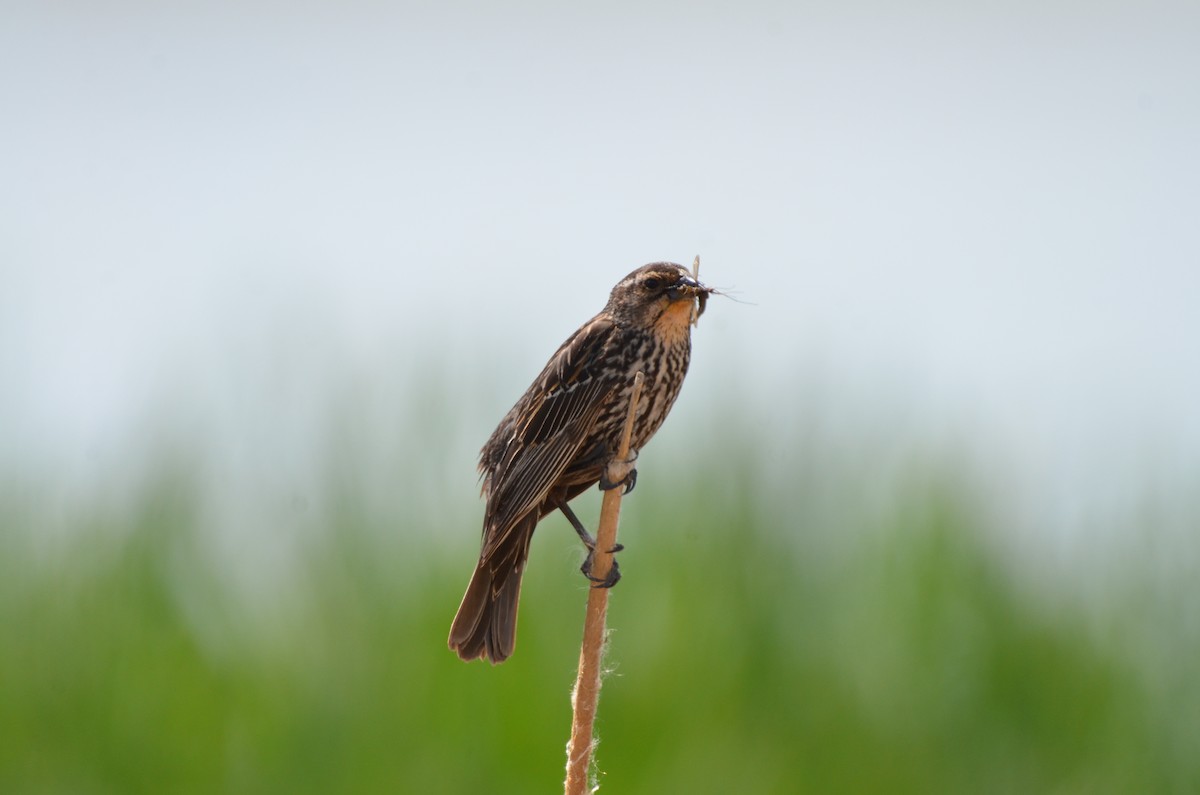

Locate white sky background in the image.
[3,1,1199,559]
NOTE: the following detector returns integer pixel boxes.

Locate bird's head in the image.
[606,262,711,336]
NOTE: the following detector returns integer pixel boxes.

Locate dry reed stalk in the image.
[563,370,644,795]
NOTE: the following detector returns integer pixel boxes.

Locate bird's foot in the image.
[581,551,622,589]
[599,449,639,495]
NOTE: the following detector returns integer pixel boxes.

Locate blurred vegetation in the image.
[1,424,1197,795]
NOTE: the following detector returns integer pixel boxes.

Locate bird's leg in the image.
[557,499,594,548]
[599,448,638,495]
[556,498,625,554]
[555,497,623,588]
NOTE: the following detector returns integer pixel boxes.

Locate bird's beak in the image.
[667,274,706,302]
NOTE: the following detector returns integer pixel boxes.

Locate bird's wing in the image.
[481,314,618,559]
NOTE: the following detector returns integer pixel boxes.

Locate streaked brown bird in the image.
[448,262,711,663]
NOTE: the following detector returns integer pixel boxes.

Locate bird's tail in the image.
[447,515,535,664]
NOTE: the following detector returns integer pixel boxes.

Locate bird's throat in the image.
[654,299,695,346]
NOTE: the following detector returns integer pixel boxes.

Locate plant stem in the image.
[564,370,644,795]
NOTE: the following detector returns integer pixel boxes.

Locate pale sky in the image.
[3,1,1199,550]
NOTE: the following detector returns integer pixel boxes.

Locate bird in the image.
[448,261,711,663]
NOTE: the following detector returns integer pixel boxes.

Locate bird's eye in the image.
[643,277,661,290]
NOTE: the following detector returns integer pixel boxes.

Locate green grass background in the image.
[1,408,1196,794]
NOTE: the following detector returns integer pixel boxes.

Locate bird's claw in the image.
[599,451,638,494]
[600,449,638,493]
[580,551,622,589]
